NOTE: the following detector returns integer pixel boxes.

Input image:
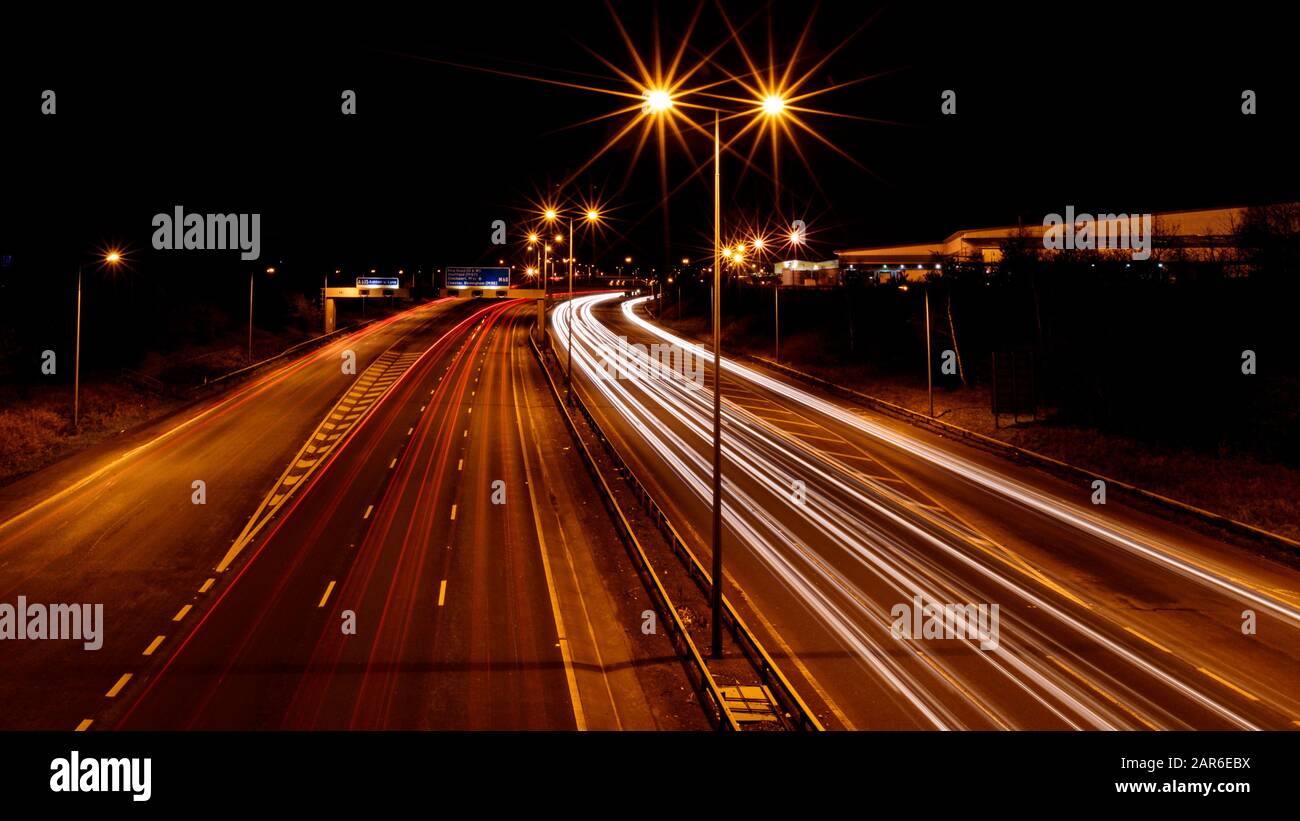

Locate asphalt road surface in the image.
[551,292,1300,730]
[0,297,696,730]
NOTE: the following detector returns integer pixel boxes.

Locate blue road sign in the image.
[446,267,510,289]
[356,277,400,289]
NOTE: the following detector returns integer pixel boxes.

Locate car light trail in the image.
[552,293,1284,729]
[618,296,1300,632]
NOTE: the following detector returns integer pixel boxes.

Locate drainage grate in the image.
[719,685,780,724]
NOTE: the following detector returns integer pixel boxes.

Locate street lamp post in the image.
[567,219,574,399]
[74,266,83,429]
[73,250,123,430]
[527,233,541,291]
[779,229,804,362]
[249,266,275,363]
[543,210,559,301]
[709,110,724,659]
[248,270,255,362]
[925,286,934,418]
[565,208,600,398]
[565,80,796,661]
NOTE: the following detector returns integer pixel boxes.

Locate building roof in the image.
[837,205,1251,264]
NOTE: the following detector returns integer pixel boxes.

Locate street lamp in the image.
[775,228,805,362]
[566,207,601,398]
[549,45,811,660]
[693,103,793,657]
[709,111,723,657]
[249,266,275,363]
[527,233,541,288]
[73,249,124,429]
[642,88,673,114]
[542,210,559,299]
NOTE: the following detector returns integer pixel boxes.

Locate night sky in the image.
[1,3,1295,288]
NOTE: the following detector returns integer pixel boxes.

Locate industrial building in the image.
[830,205,1254,283]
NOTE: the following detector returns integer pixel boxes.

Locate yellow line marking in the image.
[458,459,463,471]
[363,504,374,519]
[915,651,1010,730]
[173,605,192,622]
[764,417,821,428]
[0,331,358,537]
[450,504,457,521]
[463,429,468,438]
[198,578,214,594]
[790,430,845,444]
[213,346,416,574]
[1197,667,1260,702]
[438,580,447,606]
[819,450,870,460]
[1045,654,1159,730]
[407,427,414,435]
[318,581,336,608]
[142,636,165,656]
[419,405,425,412]
[75,719,93,732]
[389,458,397,469]
[511,337,587,730]
[105,674,132,698]
[1123,626,1172,654]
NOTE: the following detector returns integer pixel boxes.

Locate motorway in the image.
[0,297,698,730]
[552,292,1300,730]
